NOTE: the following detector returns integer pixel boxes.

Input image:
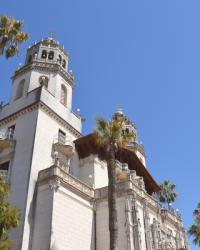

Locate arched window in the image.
[58,54,62,64]
[41,50,47,59]
[48,51,54,60]
[15,79,25,100]
[33,52,38,59]
[62,59,66,68]
[60,85,67,106]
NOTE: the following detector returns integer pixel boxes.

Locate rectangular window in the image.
[58,129,66,144]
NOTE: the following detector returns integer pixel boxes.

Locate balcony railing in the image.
[53,136,74,158]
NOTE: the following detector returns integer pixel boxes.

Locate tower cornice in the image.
[0,100,82,138]
[12,60,74,87]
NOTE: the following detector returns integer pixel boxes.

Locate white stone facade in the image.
[0,38,189,250]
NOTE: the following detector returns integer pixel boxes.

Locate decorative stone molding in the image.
[128,171,146,192]
[12,60,74,87]
[143,202,152,250]
[39,102,81,138]
[38,165,94,199]
[151,218,159,250]
[125,194,133,250]
[48,178,61,191]
[0,99,82,138]
[95,176,183,233]
[0,102,40,126]
[131,193,142,250]
[160,208,168,222]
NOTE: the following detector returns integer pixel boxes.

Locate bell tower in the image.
[11,37,74,111]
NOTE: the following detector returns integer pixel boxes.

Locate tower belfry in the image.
[11,37,75,111]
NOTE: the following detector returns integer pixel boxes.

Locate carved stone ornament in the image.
[48,178,60,191]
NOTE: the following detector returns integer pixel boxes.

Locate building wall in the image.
[51,186,94,250]
[21,107,79,250]
[96,197,127,250]
[11,71,31,103]
[95,187,187,250]
[31,183,53,250]
[39,87,81,132]
[0,109,39,250]
[79,155,108,189]
[28,71,73,111]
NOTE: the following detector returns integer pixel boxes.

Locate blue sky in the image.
[1,1,199,248]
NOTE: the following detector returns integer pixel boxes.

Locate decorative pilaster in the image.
[125,194,134,250]
[151,218,159,250]
[183,229,190,250]
[175,231,182,250]
[143,201,152,250]
[132,193,142,250]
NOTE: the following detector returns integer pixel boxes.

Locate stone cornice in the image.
[12,60,74,87]
[37,165,94,201]
[0,103,39,126]
[0,101,82,138]
[39,102,82,138]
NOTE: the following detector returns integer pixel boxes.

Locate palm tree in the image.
[0,177,20,250]
[157,180,178,209]
[94,114,134,250]
[188,203,200,247]
[0,15,28,59]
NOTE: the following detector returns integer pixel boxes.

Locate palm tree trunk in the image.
[0,37,8,55]
[107,144,118,250]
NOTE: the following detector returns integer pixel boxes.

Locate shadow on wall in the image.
[90,210,96,250]
[28,181,38,250]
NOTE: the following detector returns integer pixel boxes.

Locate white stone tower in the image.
[0,37,82,250]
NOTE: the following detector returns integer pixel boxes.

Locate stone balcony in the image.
[53,136,74,158]
[0,129,16,153]
[38,165,94,199]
